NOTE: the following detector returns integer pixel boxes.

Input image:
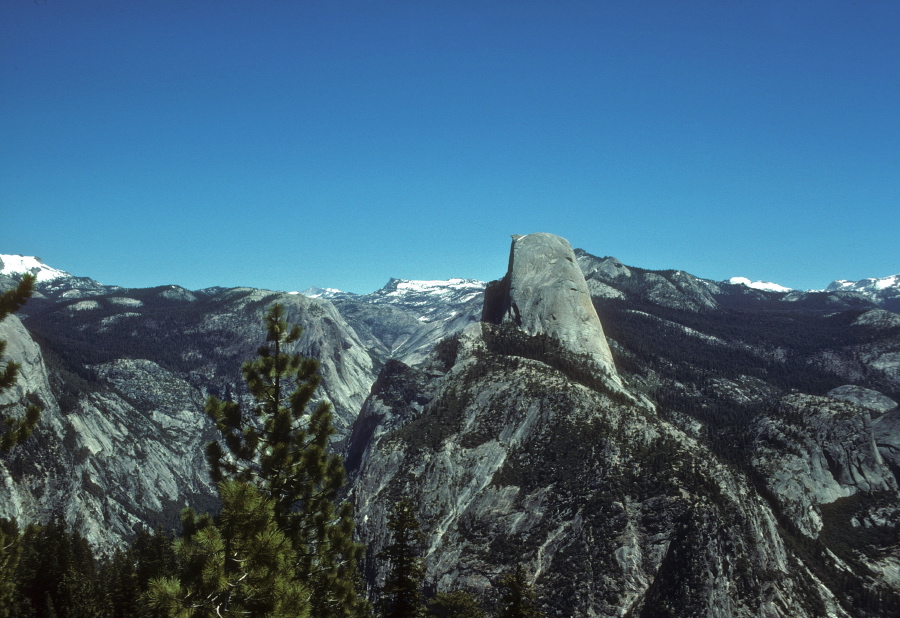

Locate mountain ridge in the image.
[5,251,898,304]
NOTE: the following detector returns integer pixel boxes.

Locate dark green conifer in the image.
[131,528,179,596]
[425,590,486,618]
[148,480,309,617]
[496,565,544,618]
[203,302,368,616]
[0,518,21,618]
[378,497,426,618]
[101,548,140,618]
[14,514,105,618]
[0,273,41,452]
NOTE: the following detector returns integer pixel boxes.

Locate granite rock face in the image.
[874,408,900,475]
[751,394,897,537]
[0,315,51,402]
[828,385,898,416]
[347,235,900,617]
[574,249,723,311]
[0,321,217,553]
[4,239,900,615]
[484,233,619,383]
[0,286,377,553]
[327,278,485,368]
[348,327,846,617]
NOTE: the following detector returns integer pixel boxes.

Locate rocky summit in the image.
[483,233,619,385]
[1,236,900,616]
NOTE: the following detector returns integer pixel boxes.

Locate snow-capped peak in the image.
[299,286,350,299]
[364,278,486,311]
[0,254,70,282]
[827,274,900,293]
[385,278,485,295]
[728,277,792,293]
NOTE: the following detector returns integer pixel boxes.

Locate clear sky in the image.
[2,1,898,293]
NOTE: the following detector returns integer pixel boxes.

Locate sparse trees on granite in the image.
[0,273,40,453]
[425,590,486,618]
[0,519,20,618]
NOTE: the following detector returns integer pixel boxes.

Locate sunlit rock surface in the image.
[483,233,619,384]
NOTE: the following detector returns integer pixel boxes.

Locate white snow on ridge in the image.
[108,297,143,307]
[392,278,485,292]
[299,287,346,299]
[68,300,100,311]
[827,274,900,293]
[728,277,792,293]
[876,275,900,290]
[0,254,70,282]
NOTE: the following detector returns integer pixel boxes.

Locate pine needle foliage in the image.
[496,565,544,618]
[148,480,309,618]
[0,519,21,618]
[378,497,426,618]
[425,590,486,618]
[203,302,368,616]
[0,274,41,452]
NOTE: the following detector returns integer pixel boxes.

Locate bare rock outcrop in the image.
[483,233,618,383]
[874,408,900,475]
[828,384,898,416]
[751,393,897,537]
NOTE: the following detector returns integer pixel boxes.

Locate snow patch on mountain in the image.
[386,278,483,294]
[299,287,354,299]
[69,300,100,311]
[826,274,900,312]
[828,274,900,293]
[0,254,70,282]
[376,278,485,303]
[728,277,792,293]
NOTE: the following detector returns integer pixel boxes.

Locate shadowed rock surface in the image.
[829,384,898,416]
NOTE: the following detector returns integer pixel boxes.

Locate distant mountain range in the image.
[3,252,898,313]
[827,274,900,312]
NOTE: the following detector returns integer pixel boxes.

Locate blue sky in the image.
[2,1,898,293]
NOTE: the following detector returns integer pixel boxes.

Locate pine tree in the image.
[0,274,40,452]
[148,480,309,618]
[378,497,425,618]
[14,514,106,618]
[132,528,179,596]
[203,302,368,616]
[0,518,21,618]
[425,590,486,618]
[496,565,544,618]
[100,548,140,618]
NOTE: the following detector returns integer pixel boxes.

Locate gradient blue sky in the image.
[2,1,898,293]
